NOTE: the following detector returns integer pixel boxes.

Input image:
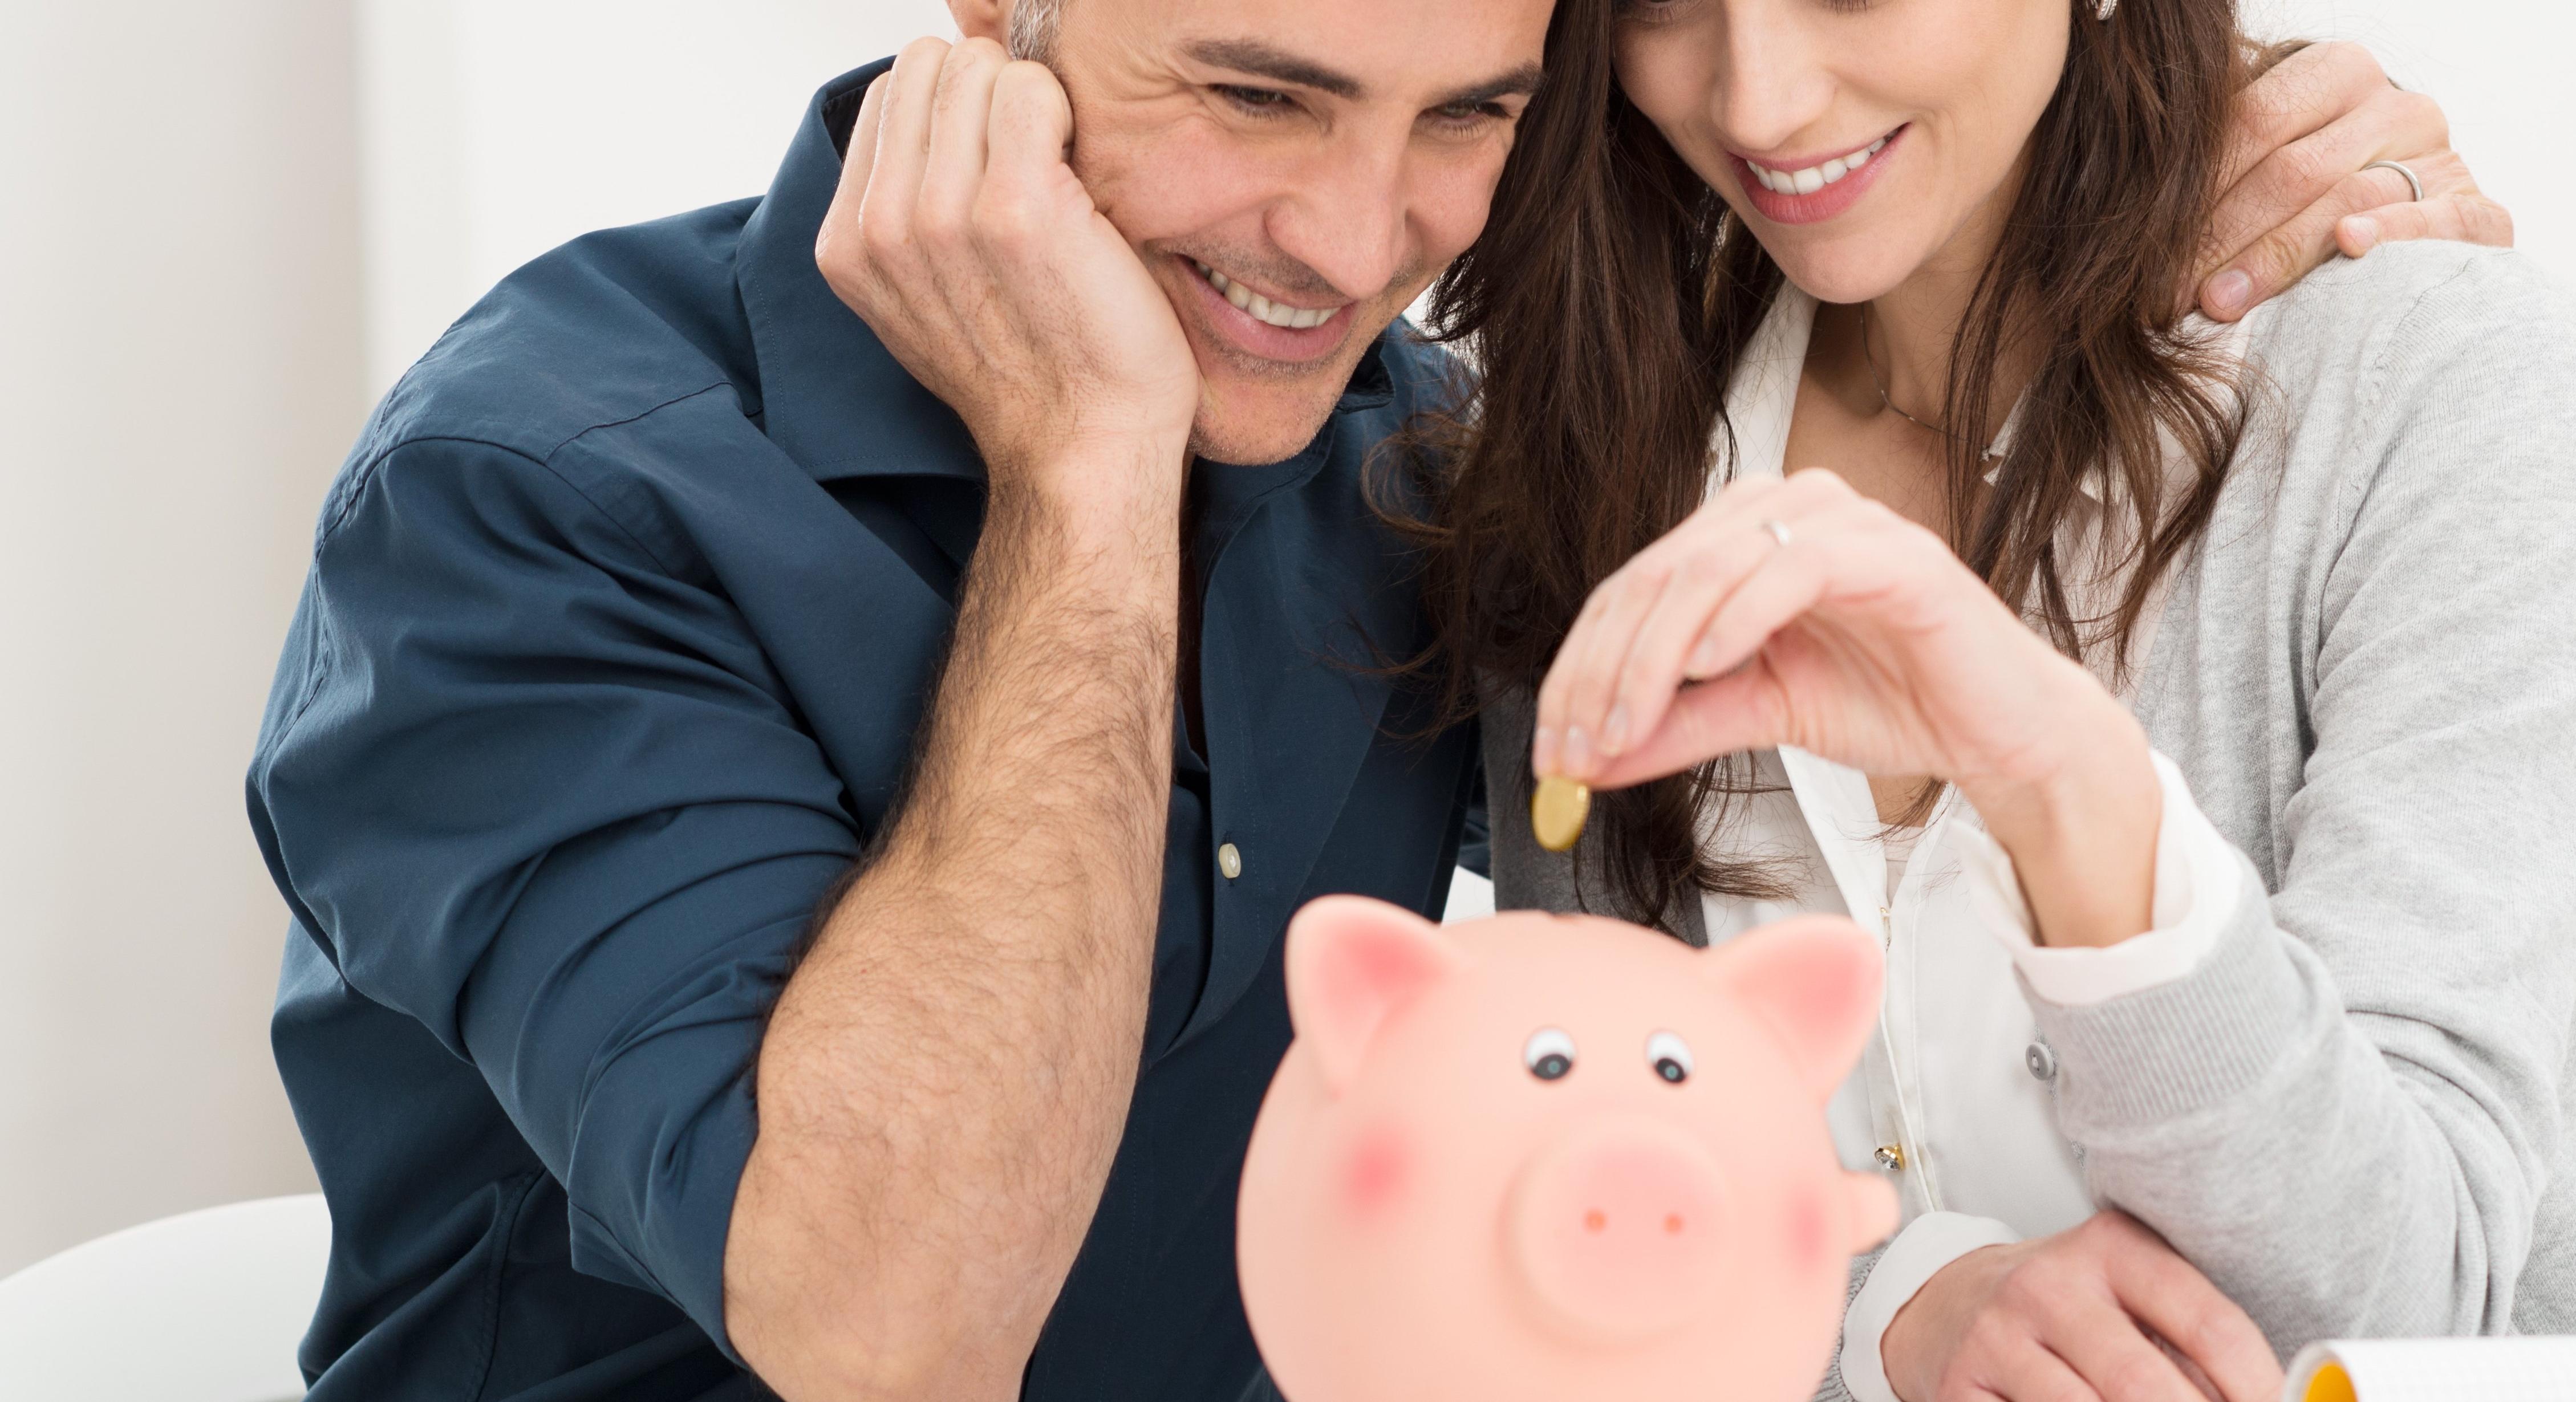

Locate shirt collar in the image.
[1718,288,1816,485]
[735,59,980,486]
[735,59,1397,487]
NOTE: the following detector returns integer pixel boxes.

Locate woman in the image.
[1398,0,2576,1399]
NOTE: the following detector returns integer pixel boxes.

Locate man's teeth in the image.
[1748,136,1891,196]
[1195,263,1337,330]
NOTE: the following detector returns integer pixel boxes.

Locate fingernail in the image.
[1532,725,1559,775]
[2343,214,2382,255]
[1687,638,1725,677]
[2205,270,2252,316]
[1562,725,1592,777]
[1601,704,1630,757]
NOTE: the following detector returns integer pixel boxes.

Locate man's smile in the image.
[1182,255,1354,366]
[1191,258,1344,328]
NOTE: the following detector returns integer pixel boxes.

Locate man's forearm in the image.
[727,468,1182,1401]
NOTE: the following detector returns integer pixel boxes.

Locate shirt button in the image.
[2025,1041,2058,1082]
[1873,1144,1905,1172]
[1217,843,1243,880]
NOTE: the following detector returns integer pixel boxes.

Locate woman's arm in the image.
[2023,248,2576,1346]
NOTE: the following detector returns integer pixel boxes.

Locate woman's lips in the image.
[1734,125,1907,227]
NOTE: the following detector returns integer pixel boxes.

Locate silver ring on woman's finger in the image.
[2363,159,2424,203]
[1760,518,1794,550]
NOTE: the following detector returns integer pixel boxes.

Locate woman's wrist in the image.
[1962,689,2161,949]
[1882,1242,2026,1402]
[1848,1216,2025,1402]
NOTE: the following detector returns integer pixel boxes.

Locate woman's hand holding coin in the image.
[1528,467,2161,949]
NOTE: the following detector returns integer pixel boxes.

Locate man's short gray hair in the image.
[1007,0,1062,63]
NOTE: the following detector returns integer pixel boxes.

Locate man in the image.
[245,0,2505,1396]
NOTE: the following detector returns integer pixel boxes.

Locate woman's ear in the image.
[947,0,1010,44]
[1700,916,1884,1100]
[1284,896,1467,1096]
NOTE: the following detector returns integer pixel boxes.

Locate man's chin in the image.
[1186,387,1352,469]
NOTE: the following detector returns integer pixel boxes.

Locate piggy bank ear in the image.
[1284,895,1466,1096]
[1703,916,1883,1100]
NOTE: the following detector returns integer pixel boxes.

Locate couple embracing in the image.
[246,0,2571,1400]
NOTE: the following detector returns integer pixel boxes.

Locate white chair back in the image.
[0,1194,330,1402]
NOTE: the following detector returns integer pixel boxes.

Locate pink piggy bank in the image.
[1238,896,1898,1402]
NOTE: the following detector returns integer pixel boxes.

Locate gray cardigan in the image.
[1479,242,2576,1385]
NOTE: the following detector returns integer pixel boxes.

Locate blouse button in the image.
[1217,843,1243,880]
[2025,1040,2058,1082]
[1873,1144,1906,1172]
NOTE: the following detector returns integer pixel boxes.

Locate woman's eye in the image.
[1523,1027,1577,1081]
[1646,1030,1694,1084]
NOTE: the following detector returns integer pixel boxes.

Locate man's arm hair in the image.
[724,475,1182,1402]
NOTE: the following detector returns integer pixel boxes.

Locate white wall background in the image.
[0,0,362,1277]
[359,0,944,393]
[0,0,2565,1282]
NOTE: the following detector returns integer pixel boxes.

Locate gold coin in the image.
[1530,776,1592,854]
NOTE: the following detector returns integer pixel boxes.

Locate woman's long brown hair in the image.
[1388,0,2292,930]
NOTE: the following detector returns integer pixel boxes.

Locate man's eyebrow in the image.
[1432,63,1546,109]
[1183,41,1547,111]
[1184,39,1366,100]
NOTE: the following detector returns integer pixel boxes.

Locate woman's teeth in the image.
[1195,262,1337,331]
[1747,135,1891,196]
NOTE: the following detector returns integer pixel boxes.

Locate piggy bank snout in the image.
[1507,1116,1725,1340]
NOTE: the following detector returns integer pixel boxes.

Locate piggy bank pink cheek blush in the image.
[1339,1121,1413,1219]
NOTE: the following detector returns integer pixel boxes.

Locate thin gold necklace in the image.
[1858,303,1972,448]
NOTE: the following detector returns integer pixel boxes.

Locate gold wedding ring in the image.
[1530,775,1592,854]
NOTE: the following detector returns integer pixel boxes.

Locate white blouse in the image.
[1695,291,2257,1402]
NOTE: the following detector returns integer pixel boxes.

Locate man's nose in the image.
[1264,131,1413,308]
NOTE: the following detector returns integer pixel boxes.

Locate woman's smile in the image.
[1731,124,1908,226]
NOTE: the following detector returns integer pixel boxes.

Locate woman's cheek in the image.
[1612,29,1721,169]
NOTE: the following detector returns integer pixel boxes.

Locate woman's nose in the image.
[1710,7,1838,157]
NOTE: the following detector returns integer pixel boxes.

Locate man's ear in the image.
[948,0,1009,45]
[1284,896,1467,1096]
[1700,916,1883,1100]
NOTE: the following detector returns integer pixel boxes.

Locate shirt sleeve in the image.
[1953,751,2241,1005]
[250,437,865,1358]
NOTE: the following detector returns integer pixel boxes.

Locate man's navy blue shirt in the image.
[247,61,1482,1402]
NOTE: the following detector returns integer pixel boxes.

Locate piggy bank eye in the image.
[1522,1027,1576,1082]
[1646,1030,1694,1084]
